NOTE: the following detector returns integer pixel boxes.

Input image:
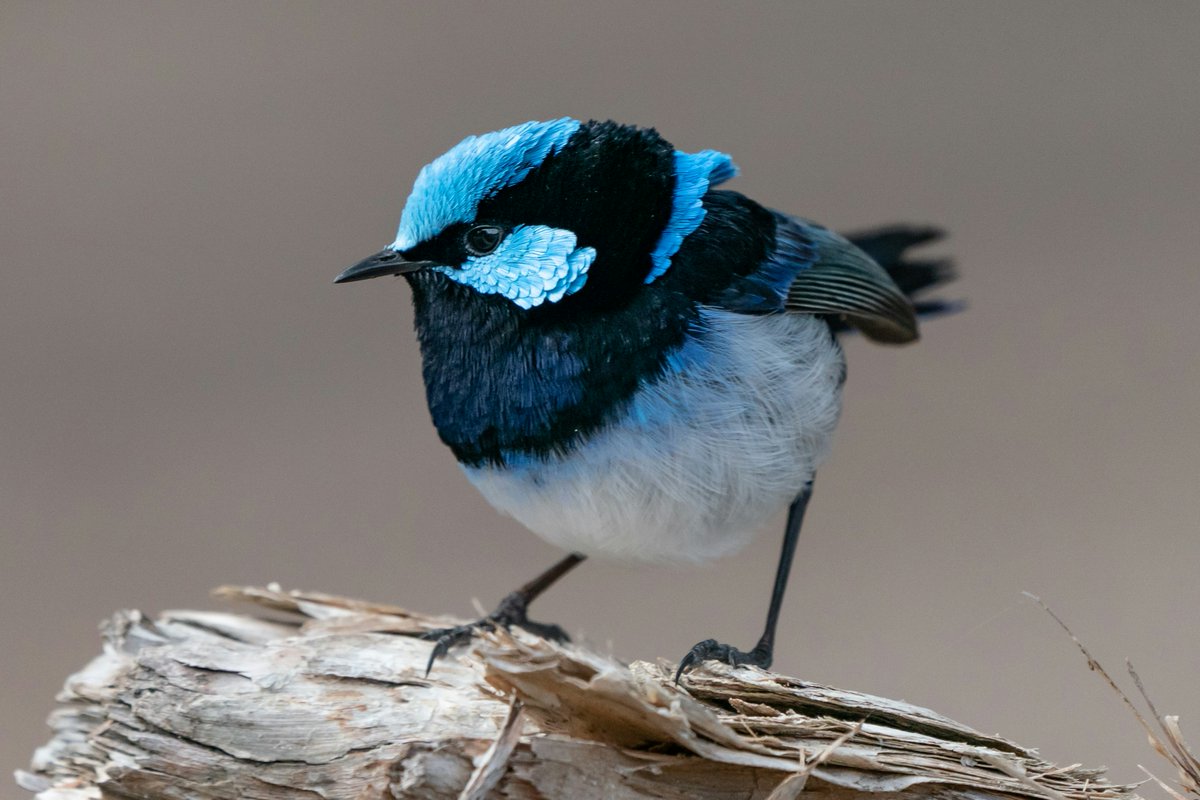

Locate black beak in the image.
[334,249,437,284]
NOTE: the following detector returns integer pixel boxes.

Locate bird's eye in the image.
[464,225,504,256]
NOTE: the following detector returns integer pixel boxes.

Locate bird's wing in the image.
[841,224,958,324]
[775,215,920,344]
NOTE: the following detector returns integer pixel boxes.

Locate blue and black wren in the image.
[337,118,955,676]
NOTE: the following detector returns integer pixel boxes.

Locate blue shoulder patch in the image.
[391,118,581,250]
[645,149,738,283]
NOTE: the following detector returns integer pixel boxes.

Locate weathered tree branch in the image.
[18,586,1140,800]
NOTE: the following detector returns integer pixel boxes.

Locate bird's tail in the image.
[845,225,959,319]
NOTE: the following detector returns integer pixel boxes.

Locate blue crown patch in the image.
[391,118,581,251]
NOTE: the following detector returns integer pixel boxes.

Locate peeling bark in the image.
[18,586,1141,800]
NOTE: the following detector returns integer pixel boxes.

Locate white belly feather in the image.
[463,309,845,564]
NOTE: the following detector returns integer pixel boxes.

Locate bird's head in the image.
[336,118,737,311]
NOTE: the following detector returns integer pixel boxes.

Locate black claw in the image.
[674,638,771,684]
[420,624,481,676]
[413,593,570,675]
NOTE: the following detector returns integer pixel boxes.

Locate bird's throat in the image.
[407,271,695,468]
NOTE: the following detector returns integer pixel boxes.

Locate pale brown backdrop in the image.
[3,1,1198,786]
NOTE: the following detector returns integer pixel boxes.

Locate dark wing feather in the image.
[843,225,946,293]
[780,217,919,344]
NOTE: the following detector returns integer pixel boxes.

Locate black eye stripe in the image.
[464,225,504,256]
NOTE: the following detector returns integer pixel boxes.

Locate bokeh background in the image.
[3,2,1198,787]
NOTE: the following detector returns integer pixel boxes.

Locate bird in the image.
[335,118,955,679]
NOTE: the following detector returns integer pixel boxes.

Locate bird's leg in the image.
[417,552,586,675]
[675,482,813,683]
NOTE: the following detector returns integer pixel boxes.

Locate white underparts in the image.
[464,309,846,564]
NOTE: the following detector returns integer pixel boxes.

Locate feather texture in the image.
[645,150,739,283]
[779,219,919,344]
[464,309,845,564]
[436,225,595,309]
[392,118,580,250]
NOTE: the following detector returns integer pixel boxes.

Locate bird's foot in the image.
[417,592,569,676]
[674,638,772,683]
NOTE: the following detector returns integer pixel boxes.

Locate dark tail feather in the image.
[845,224,960,318]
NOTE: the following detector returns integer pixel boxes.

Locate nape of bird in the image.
[337,118,955,679]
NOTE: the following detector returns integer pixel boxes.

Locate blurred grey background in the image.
[3,1,1198,786]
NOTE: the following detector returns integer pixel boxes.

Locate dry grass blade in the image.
[1140,766,1191,800]
[1128,666,1200,797]
[1026,592,1198,800]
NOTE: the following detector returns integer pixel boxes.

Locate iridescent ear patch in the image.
[437,225,595,309]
